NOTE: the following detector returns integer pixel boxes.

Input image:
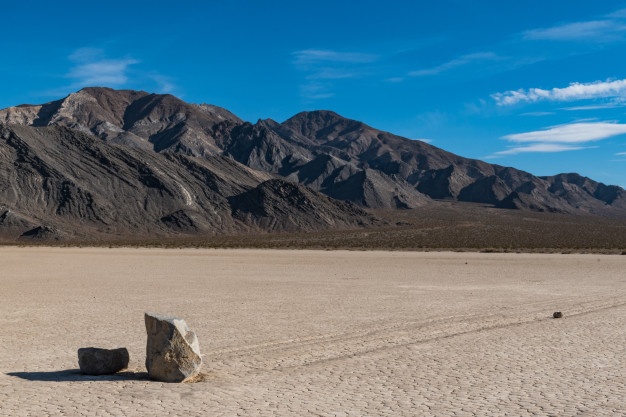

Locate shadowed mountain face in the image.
[225,110,626,214]
[1,87,625,239]
[0,124,375,239]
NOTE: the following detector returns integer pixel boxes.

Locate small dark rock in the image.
[78,347,129,375]
[553,311,563,319]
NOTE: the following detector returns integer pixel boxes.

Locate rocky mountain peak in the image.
[195,104,242,124]
[2,87,625,225]
[282,110,364,140]
[0,87,243,155]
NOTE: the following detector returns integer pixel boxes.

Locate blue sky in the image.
[2,1,626,187]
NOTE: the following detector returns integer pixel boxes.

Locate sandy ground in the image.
[0,248,624,416]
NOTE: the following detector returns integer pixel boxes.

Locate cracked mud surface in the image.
[1,248,624,416]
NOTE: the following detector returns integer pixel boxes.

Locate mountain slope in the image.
[2,87,625,222]
[226,110,626,215]
[0,124,375,239]
[0,87,240,155]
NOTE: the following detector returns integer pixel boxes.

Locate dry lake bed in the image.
[1,247,624,416]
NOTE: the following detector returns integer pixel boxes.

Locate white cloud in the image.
[67,48,139,86]
[38,47,179,98]
[409,52,497,77]
[562,102,626,111]
[503,122,626,144]
[523,20,626,41]
[491,122,626,157]
[492,79,626,106]
[520,111,556,117]
[493,143,589,156]
[616,151,626,156]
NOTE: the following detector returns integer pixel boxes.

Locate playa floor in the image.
[1,248,624,416]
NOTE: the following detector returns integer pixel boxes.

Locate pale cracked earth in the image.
[0,248,625,416]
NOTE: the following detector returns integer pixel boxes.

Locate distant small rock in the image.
[78,347,129,375]
[553,311,563,319]
[145,312,202,383]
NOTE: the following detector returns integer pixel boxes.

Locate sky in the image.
[1,1,626,187]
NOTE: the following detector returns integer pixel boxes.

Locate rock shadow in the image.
[7,369,149,382]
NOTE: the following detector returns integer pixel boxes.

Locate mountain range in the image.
[1,87,624,240]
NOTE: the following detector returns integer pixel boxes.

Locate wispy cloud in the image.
[293,49,379,100]
[493,143,589,156]
[41,47,179,98]
[148,73,177,94]
[293,49,378,81]
[414,110,449,128]
[503,122,626,143]
[616,151,626,156]
[492,79,626,106]
[384,77,405,83]
[520,111,556,117]
[409,52,497,77]
[293,49,378,70]
[608,8,626,18]
[299,83,334,100]
[67,48,139,86]
[411,8,626,86]
[522,20,626,42]
[561,101,626,111]
[491,122,626,156]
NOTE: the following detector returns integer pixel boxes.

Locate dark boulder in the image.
[78,347,129,375]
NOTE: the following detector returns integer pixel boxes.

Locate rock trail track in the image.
[209,294,626,373]
[0,248,624,416]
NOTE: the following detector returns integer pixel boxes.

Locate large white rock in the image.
[144,312,202,382]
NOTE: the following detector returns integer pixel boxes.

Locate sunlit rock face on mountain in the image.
[1,87,624,240]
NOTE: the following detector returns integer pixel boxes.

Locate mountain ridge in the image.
[1,87,625,240]
[0,122,376,239]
